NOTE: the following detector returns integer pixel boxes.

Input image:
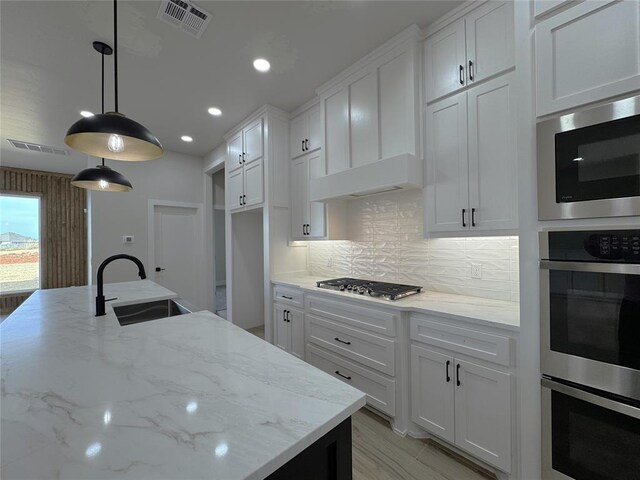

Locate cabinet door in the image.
[227,132,244,173]
[307,103,321,153]
[323,87,350,174]
[290,157,307,240]
[290,113,307,159]
[227,168,244,211]
[425,91,469,234]
[410,345,455,443]
[454,359,511,473]
[274,304,290,352]
[244,158,263,208]
[467,73,517,231]
[349,69,379,168]
[243,119,263,164]
[424,19,466,102]
[307,151,326,239]
[289,308,305,360]
[535,0,640,116]
[465,1,514,85]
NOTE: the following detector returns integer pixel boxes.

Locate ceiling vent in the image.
[7,139,69,156]
[157,0,212,38]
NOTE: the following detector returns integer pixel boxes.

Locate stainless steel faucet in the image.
[96,254,146,316]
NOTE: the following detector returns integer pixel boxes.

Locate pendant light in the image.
[65,0,162,161]
[71,41,132,192]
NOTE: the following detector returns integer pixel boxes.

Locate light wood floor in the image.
[352,408,495,480]
[247,325,495,480]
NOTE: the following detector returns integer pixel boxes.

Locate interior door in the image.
[274,303,290,352]
[454,359,512,472]
[465,1,514,85]
[227,132,244,172]
[243,158,263,208]
[307,151,326,238]
[424,18,467,102]
[243,119,263,164]
[425,91,469,233]
[227,168,244,211]
[307,103,322,152]
[467,73,517,231]
[410,345,455,443]
[152,205,201,307]
[290,113,307,158]
[290,157,307,239]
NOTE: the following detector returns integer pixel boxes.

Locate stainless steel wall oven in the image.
[540,228,640,480]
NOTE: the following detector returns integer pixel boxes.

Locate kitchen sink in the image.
[113,299,191,326]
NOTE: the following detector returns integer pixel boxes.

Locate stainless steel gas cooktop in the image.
[316,277,422,301]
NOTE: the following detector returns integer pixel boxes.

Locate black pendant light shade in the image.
[64,0,162,161]
[65,112,163,161]
[71,164,132,192]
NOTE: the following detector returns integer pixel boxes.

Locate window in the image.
[0,194,41,293]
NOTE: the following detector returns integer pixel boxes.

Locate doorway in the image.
[212,170,226,318]
[149,201,203,309]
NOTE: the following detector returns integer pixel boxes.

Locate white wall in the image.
[308,189,519,302]
[90,150,205,303]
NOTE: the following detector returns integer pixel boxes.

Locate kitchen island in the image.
[1,281,366,479]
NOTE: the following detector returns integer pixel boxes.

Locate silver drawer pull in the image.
[334,337,351,345]
[335,370,352,380]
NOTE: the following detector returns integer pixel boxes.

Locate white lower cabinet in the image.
[273,303,304,360]
[411,345,512,473]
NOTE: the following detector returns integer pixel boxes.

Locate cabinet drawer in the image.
[273,286,303,308]
[410,315,511,367]
[307,344,396,417]
[307,314,395,376]
[305,295,397,337]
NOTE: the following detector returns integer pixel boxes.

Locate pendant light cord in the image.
[113,0,119,113]
[101,36,106,167]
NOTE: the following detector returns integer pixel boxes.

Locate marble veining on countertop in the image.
[272,273,520,330]
[1,280,365,479]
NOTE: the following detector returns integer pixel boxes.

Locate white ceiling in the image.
[0,0,462,173]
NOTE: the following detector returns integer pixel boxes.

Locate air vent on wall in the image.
[7,139,69,156]
[157,0,212,38]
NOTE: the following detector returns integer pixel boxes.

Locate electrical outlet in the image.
[123,235,134,245]
[471,263,482,279]
[327,256,333,268]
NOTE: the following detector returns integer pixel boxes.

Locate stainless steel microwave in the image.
[537,95,640,220]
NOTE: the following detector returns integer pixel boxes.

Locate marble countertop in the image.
[1,281,365,480]
[271,273,520,331]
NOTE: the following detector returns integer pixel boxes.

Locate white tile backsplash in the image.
[309,190,519,303]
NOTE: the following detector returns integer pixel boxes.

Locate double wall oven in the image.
[540,229,640,480]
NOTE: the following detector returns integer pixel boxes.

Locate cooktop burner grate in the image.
[316,277,422,300]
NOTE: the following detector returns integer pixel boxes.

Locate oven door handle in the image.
[542,378,640,419]
[539,260,640,275]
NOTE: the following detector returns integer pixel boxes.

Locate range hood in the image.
[309,153,423,202]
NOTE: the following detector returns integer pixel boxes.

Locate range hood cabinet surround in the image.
[309,153,423,202]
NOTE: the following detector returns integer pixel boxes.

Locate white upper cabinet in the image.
[290,103,321,159]
[424,2,514,103]
[225,119,264,212]
[536,0,640,116]
[425,91,469,233]
[425,73,517,235]
[467,73,517,231]
[424,19,467,102]
[318,27,420,176]
[465,1,514,86]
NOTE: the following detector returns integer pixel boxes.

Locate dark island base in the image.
[266,417,352,480]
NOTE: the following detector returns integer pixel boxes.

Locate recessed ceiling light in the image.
[253,58,270,73]
[208,107,222,116]
[80,110,94,118]
[181,135,193,142]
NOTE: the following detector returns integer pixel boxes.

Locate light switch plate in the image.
[471,263,482,279]
[123,235,134,245]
